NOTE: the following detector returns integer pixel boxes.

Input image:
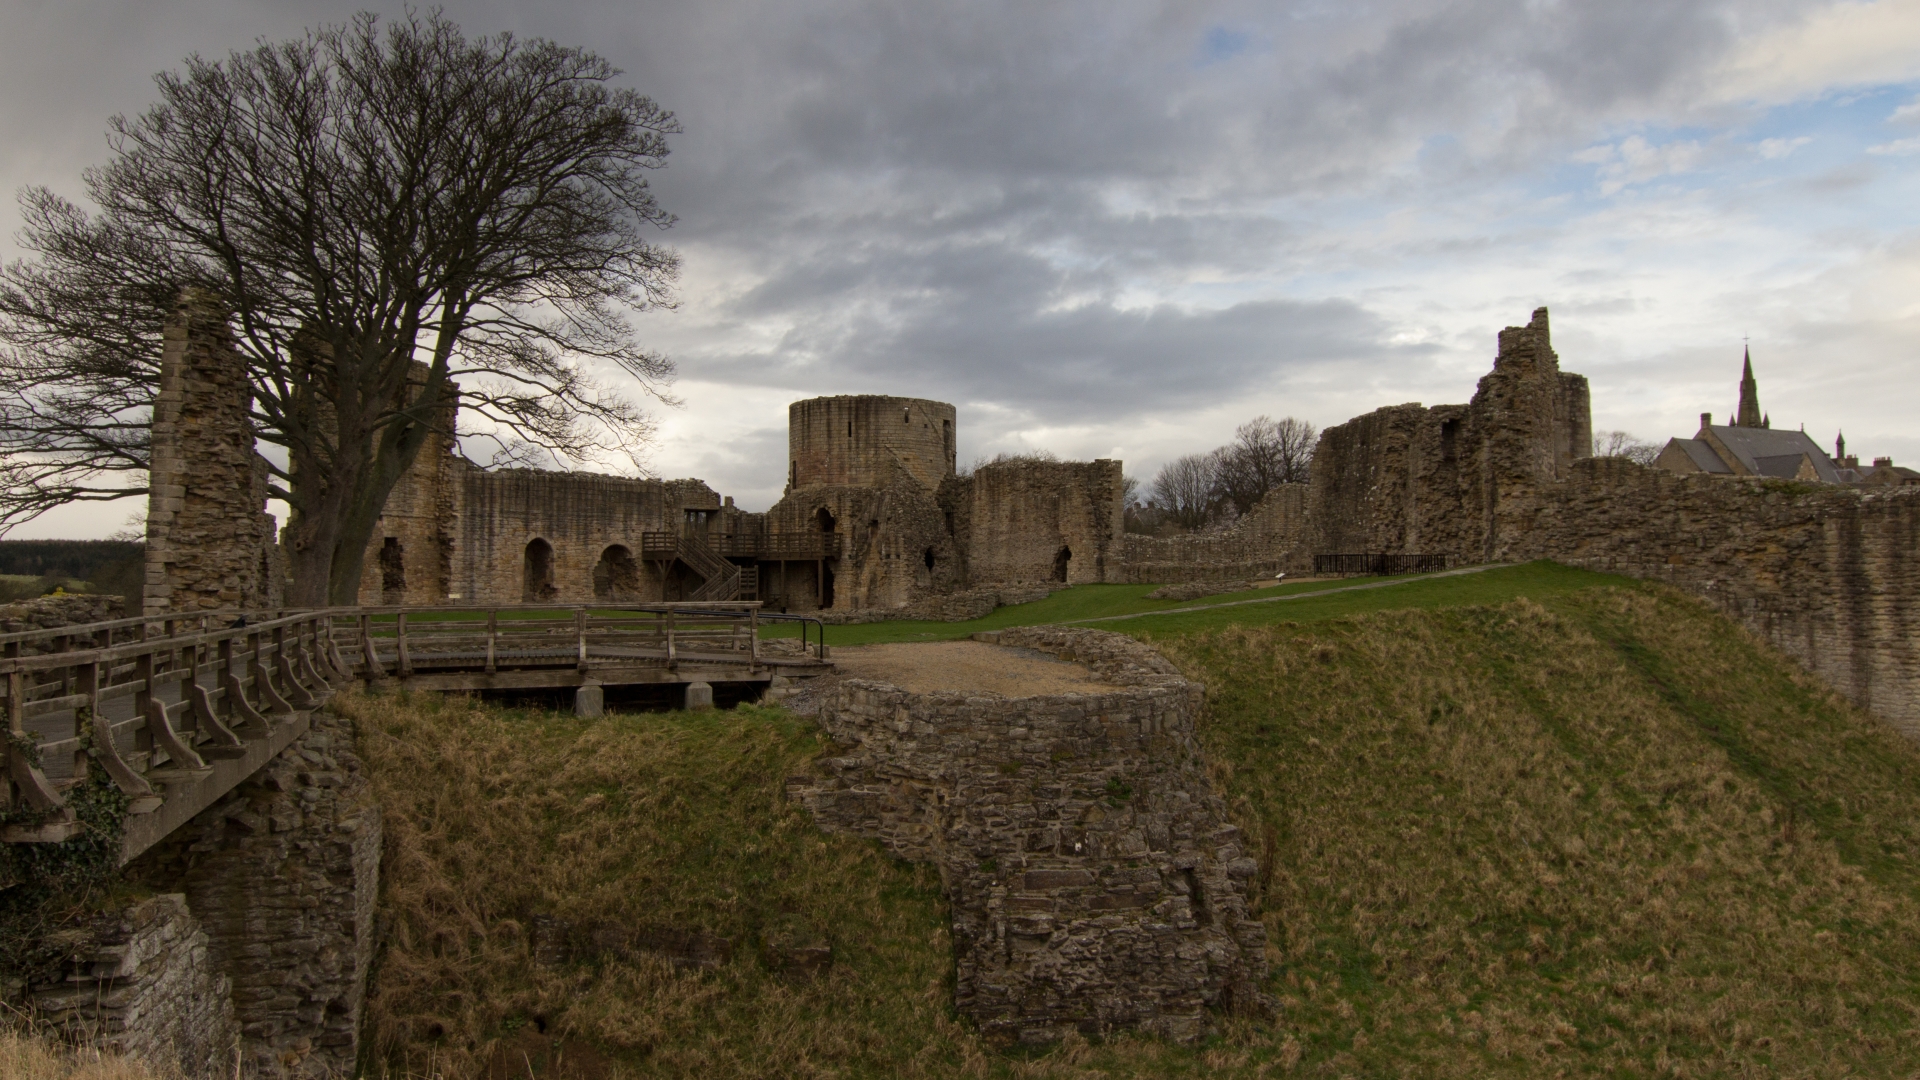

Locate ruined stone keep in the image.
[347,392,1126,615]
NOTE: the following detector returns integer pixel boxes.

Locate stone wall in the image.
[788,627,1267,1044]
[1502,459,1920,739]
[144,290,282,616]
[762,463,964,613]
[967,460,1126,586]
[1306,307,1590,563]
[126,711,381,1079]
[446,467,721,604]
[27,894,239,1080]
[1121,485,1308,583]
[0,594,124,635]
[788,395,957,490]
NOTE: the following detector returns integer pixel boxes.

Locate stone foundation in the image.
[126,711,381,1079]
[788,627,1267,1044]
[0,594,124,636]
[27,894,239,1079]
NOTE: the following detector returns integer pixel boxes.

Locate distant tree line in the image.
[0,539,143,603]
[1127,416,1317,535]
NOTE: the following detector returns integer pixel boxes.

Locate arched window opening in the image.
[923,547,936,571]
[523,538,557,602]
[815,507,837,533]
[903,406,911,423]
[594,544,641,601]
[379,537,406,600]
[1052,545,1072,583]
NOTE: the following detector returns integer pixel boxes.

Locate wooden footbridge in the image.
[0,603,831,864]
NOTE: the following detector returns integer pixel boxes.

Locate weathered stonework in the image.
[1122,485,1308,583]
[0,593,123,635]
[964,460,1127,587]
[144,290,283,616]
[788,628,1267,1044]
[126,711,381,1079]
[1502,459,1920,739]
[788,395,957,490]
[27,894,240,1080]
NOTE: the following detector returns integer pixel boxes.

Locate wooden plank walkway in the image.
[0,603,831,865]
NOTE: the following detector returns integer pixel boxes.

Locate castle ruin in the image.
[140,303,1920,739]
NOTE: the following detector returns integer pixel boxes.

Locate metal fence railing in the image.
[1313,553,1452,577]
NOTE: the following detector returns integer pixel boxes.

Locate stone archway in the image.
[1052,545,1072,583]
[593,544,641,601]
[523,538,557,602]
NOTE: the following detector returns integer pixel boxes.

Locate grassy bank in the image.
[353,574,1920,1077]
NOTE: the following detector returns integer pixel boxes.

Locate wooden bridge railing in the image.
[347,601,829,678]
[0,609,347,859]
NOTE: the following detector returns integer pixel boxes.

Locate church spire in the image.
[1735,345,1763,428]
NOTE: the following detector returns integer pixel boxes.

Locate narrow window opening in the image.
[379,537,406,599]
[923,547,936,571]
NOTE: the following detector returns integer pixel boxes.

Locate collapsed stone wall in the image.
[788,627,1267,1044]
[144,290,283,617]
[0,594,124,635]
[967,460,1126,586]
[1307,307,1590,562]
[1122,485,1308,583]
[125,711,381,1079]
[1503,459,1920,739]
[26,894,239,1079]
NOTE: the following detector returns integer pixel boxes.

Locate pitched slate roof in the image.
[1705,425,1844,483]
[1666,438,1733,473]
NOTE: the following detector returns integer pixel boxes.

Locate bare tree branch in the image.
[0,10,681,604]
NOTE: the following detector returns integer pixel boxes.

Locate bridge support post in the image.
[685,681,714,711]
[575,683,604,718]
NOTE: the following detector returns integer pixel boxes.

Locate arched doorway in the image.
[1052,545,1072,583]
[593,545,641,601]
[815,506,837,533]
[523,538,557,602]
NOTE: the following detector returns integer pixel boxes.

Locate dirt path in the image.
[828,640,1110,696]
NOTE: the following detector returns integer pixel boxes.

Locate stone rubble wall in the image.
[0,594,124,636]
[144,290,282,616]
[125,711,381,1079]
[788,627,1266,1045]
[27,894,239,1080]
[1122,485,1309,583]
[967,460,1126,586]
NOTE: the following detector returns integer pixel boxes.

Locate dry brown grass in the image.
[352,580,1920,1077]
[0,1028,171,1080]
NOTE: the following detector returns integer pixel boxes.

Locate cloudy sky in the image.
[6,0,1920,534]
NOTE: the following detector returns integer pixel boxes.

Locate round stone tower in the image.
[788,395,957,490]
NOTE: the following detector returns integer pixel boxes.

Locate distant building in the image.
[1655,350,1909,484]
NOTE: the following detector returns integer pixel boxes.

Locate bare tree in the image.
[1594,430,1661,467]
[1211,415,1317,516]
[0,11,681,605]
[1151,454,1216,530]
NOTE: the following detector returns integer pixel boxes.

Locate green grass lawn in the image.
[353,572,1920,1077]
[763,561,1626,646]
